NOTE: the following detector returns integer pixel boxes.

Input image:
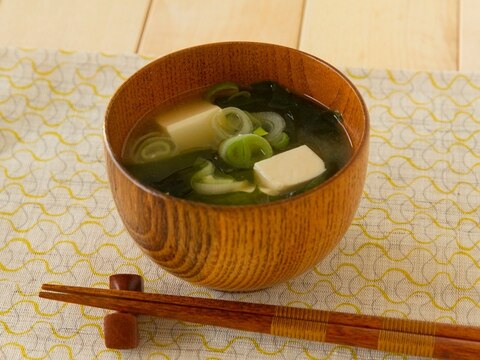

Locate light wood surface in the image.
[460,0,480,71]
[138,0,304,57]
[300,0,459,71]
[0,0,479,70]
[0,0,150,53]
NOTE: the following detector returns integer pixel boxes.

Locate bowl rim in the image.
[104,41,370,211]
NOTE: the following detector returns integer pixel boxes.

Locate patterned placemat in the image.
[1,47,479,359]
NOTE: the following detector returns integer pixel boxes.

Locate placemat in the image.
[1,47,479,359]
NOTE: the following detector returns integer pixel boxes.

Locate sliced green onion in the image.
[200,175,236,184]
[213,107,253,140]
[204,81,239,103]
[244,111,262,128]
[270,132,289,150]
[252,111,286,143]
[192,180,255,195]
[219,134,273,169]
[253,127,269,137]
[333,110,343,122]
[191,159,255,195]
[227,90,251,102]
[191,158,215,179]
[131,132,175,163]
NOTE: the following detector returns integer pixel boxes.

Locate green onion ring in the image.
[204,81,239,103]
[219,134,273,169]
[270,132,290,150]
[252,111,286,144]
[213,107,253,140]
[131,133,175,163]
[191,159,255,195]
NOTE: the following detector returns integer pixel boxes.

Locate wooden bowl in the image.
[104,42,369,291]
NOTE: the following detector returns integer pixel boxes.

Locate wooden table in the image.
[0,0,478,71]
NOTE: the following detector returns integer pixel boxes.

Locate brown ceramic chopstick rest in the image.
[104,274,144,349]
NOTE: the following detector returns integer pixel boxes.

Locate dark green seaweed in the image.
[124,149,216,185]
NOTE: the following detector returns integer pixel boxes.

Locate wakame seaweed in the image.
[124,149,216,185]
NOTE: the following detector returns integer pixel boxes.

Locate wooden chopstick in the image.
[41,283,480,341]
[40,283,480,359]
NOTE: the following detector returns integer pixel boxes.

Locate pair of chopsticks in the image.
[40,283,480,359]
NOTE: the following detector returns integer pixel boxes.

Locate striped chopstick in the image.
[40,283,480,359]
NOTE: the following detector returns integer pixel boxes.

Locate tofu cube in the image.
[156,99,221,152]
[253,145,326,196]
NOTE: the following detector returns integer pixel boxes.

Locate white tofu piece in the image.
[156,99,221,152]
[253,145,326,196]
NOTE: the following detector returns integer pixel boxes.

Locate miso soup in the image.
[122,81,352,205]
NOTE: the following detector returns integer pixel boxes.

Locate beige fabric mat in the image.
[1,48,479,359]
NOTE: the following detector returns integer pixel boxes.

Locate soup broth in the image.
[122,81,352,205]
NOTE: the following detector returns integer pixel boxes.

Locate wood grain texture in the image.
[300,0,459,70]
[0,0,150,53]
[460,0,480,70]
[103,42,369,291]
[0,1,478,71]
[40,284,480,359]
[138,0,305,57]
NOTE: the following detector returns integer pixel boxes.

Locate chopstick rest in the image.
[103,274,144,349]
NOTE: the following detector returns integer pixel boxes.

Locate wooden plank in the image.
[138,0,304,57]
[0,0,150,53]
[299,0,459,70]
[460,0,480,71]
